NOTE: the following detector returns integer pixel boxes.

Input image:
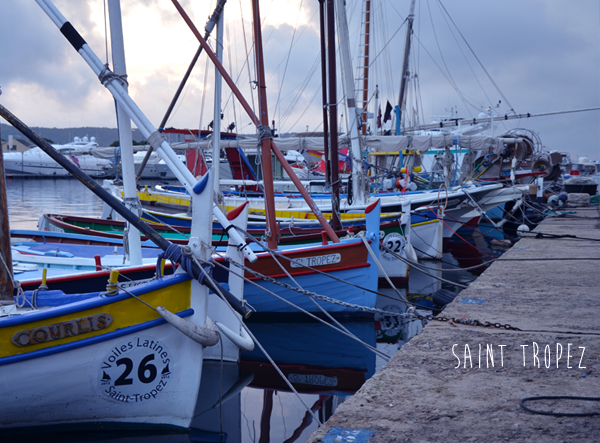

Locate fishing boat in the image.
[0,108,237,430]
[0,0,262,430]
[35,196,414,287]
[19,199,384,313]
[0,271,209,429]
[14,0,388,316]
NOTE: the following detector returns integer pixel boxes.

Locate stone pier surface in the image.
[309,207,600,442]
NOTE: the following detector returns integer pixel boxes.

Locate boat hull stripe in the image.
[0,308,194,367]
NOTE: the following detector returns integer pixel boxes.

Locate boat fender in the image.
[517,224,530,236]
[394,176,405,189]
[405,242,419,263]
[214,321,255,352]
[157,306,220,347]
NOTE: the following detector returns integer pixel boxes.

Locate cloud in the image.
[1,0,597,159]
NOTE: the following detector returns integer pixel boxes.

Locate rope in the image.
[437,183,449,211]
[98,63,128,87]
[156,243,214,285]
[520,396,600,417]
[206,253,395,360]
[358,231,407,302]
[462,188,504,228]
[30,284,49,309]
[0,253,33,310]
[191,254,323,425]
[379,243,469,289]
[14,282,33,310]
[232,226,411,304]
[142,210,191,241]
[219,251,413,316]
[438,212,498,259]
[530,232,600,242]
[115,284,158,312]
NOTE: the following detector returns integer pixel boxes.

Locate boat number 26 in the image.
[115,354,157,385]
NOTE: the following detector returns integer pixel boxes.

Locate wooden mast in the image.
[397,0,416,135]
[0,120,13,302]
[251,0,279,249]
[360,0,371,135]
[327,0,342,231]
[170,0,341,243]
[318,0,331,188]
[135,0,226,181]
[336,0,366,206]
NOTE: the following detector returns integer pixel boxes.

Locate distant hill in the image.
[1,123,301,147]
[0,124,145,147]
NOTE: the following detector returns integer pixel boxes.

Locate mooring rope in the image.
[205,252,397,360]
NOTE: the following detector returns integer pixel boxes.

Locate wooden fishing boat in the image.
[37,208,414,247]
[128,179,525,258]
[0,0,254,426]
[0,115,233,431]
[0,272,209,429]
[36,200,414,287]
[20,200,384,313]
[109,182,441,260]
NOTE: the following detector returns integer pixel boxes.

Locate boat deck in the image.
[309,206,600,442]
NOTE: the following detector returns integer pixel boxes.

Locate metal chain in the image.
[223,256,414,317]
[412,311,521,331]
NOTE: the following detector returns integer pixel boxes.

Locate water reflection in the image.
[238,319,376,443]
[5,178,104,230]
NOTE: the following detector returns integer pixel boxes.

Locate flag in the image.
[69,154,81,169]
[383,101,393,123]
[377,105,382,128]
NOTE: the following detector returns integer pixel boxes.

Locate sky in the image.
[1,0,599,160]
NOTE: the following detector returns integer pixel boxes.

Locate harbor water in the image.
[3,178,510,442]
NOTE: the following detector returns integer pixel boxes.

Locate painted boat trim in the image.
[0,308,194,367]
[5,273,191,327]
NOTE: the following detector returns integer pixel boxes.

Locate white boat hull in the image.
[3,148,113,178]
[0,322,203,429]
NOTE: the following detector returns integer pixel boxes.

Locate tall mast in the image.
[359,0,371,136]
[0,120,13,302]
[251,0,279,249]
[397,0,416,135]
[318,0,331,188]
[107,0,142,266]
[212,4,224,201]
[327,0,342,231]
[170,0,340,243]
[135,0,226,181]
[335,0,366,205]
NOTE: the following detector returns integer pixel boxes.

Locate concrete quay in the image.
[309,207,600,442]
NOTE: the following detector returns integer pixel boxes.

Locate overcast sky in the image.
[1,0,598,159]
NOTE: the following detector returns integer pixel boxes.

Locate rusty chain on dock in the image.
[412,311,521,331]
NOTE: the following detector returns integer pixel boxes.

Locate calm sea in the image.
[3,177,505,443]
